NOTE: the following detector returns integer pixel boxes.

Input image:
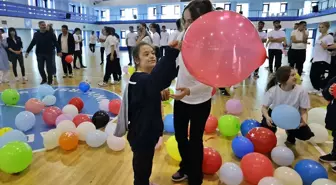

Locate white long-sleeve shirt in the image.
[160,31,169,46]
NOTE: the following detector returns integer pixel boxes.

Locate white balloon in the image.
[219,162,243,185]
[309,123,329,143]
[105,121,116,135]
[86,130,108,147]
[107,135,126,151]
[274,167,303,185]
[312,179,336,185]
[271,146,295,166]
[62,104,79,117]
[57,120,76,133]
[99,99,110,112]
[76,122,96,141]
[42,95,57,106]
[43,129,61,150]
[258,177,283,185]
[308,108,326,125]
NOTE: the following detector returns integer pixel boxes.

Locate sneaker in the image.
[171,171,188,182]
[81,66,87,68]
[15,77,19,81]
[254,73,259,78]
[319,154,336,163]
[111,81,120,85]
[98,82,108,87]
[316,91,323,97]
[63,74,68,78]
[332,166,336,173]
[69,74,73,78]
[220,89,230,96]
[100,62,104,65]
[74,66,80,69]
[23,76,28,81]
[53,75,57,79]
[40,80,47,85]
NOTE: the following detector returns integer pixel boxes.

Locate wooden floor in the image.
[0,48,335,185]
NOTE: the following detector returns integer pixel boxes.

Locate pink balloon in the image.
[155,136,163,150]
[122,66,128,74]
[55,114,74,126]
[226,99,242,115]
[182,11,266,87]
[43,106,62,126]
[25,98,45,114]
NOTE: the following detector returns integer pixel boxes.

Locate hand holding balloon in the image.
[266,116,274,128]
[170,87,190,100]
[168,40,181,50]
[161,89,170,101]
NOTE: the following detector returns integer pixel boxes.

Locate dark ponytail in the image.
[266,75,278,91]
[155,23,161,37]
[266,66,293,91]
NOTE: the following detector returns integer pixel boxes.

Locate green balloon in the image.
[321,106,327,110]
[163,88,174,104]
[1,89,20,105]
[218,115,240,137]
[0,141,33,174]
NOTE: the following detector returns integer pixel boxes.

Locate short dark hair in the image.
[129,26,133,29]
[273,20,281,24]
[91,31,95,34]
[183,0,213,23]
[258,21,265,25]
[105,26,115,36]
[62,25,68,30]
[8,27,17,37]
[132,42,154,70]
[162,25,166,29]
[215,7,224,10]
[299,21,307,25]
[74,28,81,34]
[0,28,5,33]
[38,21,45,25]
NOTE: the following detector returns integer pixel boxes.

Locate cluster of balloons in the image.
[98,99,121,115]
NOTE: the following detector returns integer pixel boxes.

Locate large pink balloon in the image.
[25,98,45,114]
[43,106,62,126]
[182,11,266,87]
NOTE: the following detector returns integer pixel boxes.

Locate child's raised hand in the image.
[266,116,274,127]
[168,40,181,50]
[329,84,336,95]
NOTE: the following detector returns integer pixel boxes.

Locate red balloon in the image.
[109,99,121,115]
[211,88,216,96]
[241,152,274,185]
[65,55,73,63]
[246,127,277,154]
[73,114,91,127]
[69,97,84,112]
[332,85,336,98]
[202,147,222,174]
[205,115,218,134]
[43,106,62,126]
[182,11,266,87]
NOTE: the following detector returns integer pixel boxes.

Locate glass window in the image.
[148,7,157,19]
[174,5,180,15]
[263,3,269,12]
[120,9,125,17]
[236,5,242,12]
[120,8,136,20]
[308,29,313,38]
[102,9,110,21]
[215,3,225,9]
[162,5,168,15]
[132,8,138,16]
[224,4,230,10]
[280,3,287,12]
[121,31,126,39]
[161,5,180,19]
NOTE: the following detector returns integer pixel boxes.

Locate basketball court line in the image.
[310,141,336,167]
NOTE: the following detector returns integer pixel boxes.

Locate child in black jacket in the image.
[319,76,336,173]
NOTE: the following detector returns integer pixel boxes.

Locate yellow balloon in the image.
[128,66,135,75]
[165,136,181,161]
[0,127,13,136]
[274,167,303,185]
[296,73,302,85]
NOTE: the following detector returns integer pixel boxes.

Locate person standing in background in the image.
[47,23,57,79]
[89,31,97,53]
[0,31,10,84]
[7,27,27,83]
[57,25,75,78]
[168,19,182,44]
[126,26,137,66]
[150,23,161,59]
[99,29,106,65]
[160,25,169,57]
[73,28,86,69]
[26,21,61,85]
[290,21,308,76]
[267,20,286,73]
[287,23,299,68]
[0,29,7,40]
[254,21,267,78]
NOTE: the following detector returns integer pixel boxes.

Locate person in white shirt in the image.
[126,26,137,66]
[99,29,106,65]
[73,28,86,69]
[170,1,213,184]
[136,23,152,45]
[287,23,300,67]
[267,20,286,73]
[150,23,161,59]
[290,21,308,76]
[160,25,169,56]
[89,31,97,53]
[169,19,183,44]
[310,22,334,94]
[113,32,122,84]
[254,21,267,78]
[98,27,119,87]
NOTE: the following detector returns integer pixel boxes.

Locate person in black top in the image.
[47,24,57,79]
[7,27,27,83]
[26,21,61,85]
[58,25,75,78]
[126,42,179,185]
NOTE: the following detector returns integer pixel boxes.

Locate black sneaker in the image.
[319,154,336,163]
[332,166,336,173]
[285,138,296,145]
[171,171,188,182]
[40,80,47,85]
[220,89,230,96]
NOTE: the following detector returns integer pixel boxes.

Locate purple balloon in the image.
[225,99,242,115]
[55,114,74,125]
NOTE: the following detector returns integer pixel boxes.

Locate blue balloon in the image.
[271,104,300,130]
[15,111,36,132]
[231,136,254,158]
[294,159,328,185]
[240,119,260,136]
[42,95,56,106]
[79,82,90,93]
[38,84,55,97]
[0,130,28,148]
[164,114,174,133]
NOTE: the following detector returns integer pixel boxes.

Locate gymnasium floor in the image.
[0,45,335,185]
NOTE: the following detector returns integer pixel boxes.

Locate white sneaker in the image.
[98,82,108,87]
[309,90,319,94]
[111,81,120,85]
[15,77,19,81]
[23,76,28,81]
[316,91,323,97]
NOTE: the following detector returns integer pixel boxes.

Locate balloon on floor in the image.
[202,147,222,174]
[218,115,240,137]
[294,159,328,185]
[246,127,277,154]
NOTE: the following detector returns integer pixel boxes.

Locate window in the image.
[102,9,110,21]
[78,6,81,14]
[263,3,269,12]
[237,3,249,17]
[224,4,230,10]
[174,5,180,15]
[132,8,138,17]
[69,4,75,13]
[120,9,125,17]
[162,5,168,15]
[263,2,288,16]
[214,3,230,10]
[280,2,287,13]
[236,5,242,12]
[148,7,157,19]
[161,5,181,19]
[120,8,137,20]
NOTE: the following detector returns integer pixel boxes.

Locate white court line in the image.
[310,141,336,167]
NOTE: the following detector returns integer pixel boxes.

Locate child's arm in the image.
[299,108,308,127]
[322,76,336,101]
[262,105,274,127]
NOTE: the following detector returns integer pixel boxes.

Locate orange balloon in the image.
[59,132,78,151]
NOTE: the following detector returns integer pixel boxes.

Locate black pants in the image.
[100,47,105,63]
[331,130,336,154]
[36,54,53,83]
[268,49,282,73]
[89,44,95,53]
[154,46,160,60]
[287,47,294,67]
[9,54,25,77]
[61,53,73,75]
[290,49,306,76]
[127,46,134,65]
[132,147,155,185]
[103,54,121,82]
[310,61,329,91]
[51,50,56,75]
[74,50,83,68]
[261,109,314,143]
[326,56,336,83]
[174,99,212,185]
[160,46,168,56]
